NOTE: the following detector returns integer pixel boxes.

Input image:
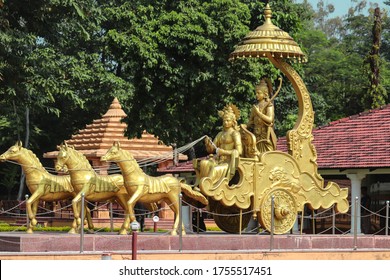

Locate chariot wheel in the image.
[259,188,297,234]
[213,203,252,234]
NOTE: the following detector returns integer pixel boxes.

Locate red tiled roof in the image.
[158,160,196,173]
[278,104,390,169]
[44,98,187,161]
[161,104,390,172]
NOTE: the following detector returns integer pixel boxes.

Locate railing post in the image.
[130,221,140,260]
[196,208,200,234]
[109,202,113,232]
[353,197,358,250]
[179,193,183,252]
[25,194,29,227]
[239,209,242,235]
[152,215,159,232]
[312,210,315,234]
[386,201,389,236]
[332,206,335,235]
[270,195,275,251]
[80,193,85,253]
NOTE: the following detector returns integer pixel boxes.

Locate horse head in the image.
[56,141,91,173]
[101,141,132,162]
[0,141,24,162]
[55,142,70,172]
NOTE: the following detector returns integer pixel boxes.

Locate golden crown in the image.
[219,104,240,120]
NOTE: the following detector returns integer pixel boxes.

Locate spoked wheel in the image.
[213,203,252,234]
[259,188,297,234]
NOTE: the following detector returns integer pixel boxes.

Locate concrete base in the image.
[1,232,390,253]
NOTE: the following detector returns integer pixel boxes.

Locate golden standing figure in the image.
[199,104,243,184]
[247,79,277,153]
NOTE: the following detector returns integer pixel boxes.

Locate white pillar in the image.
[181,205,192,232]
[293,215,300,234]
[347,173,366,234]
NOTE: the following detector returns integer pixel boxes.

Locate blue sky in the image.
[295,0,388,17]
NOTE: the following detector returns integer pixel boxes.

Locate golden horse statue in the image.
[101,141,208,235]
[0,141,93,234]
[55,142,143,235]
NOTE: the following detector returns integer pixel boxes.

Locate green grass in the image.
[206,226,222,231]
[0,222,72,232]
[0,221,169,233]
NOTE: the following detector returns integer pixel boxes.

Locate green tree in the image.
[102,0,305,145]
[0,165,19,200]
[364,7,387,109]
[297,0,390,124]
[0,0,132,198]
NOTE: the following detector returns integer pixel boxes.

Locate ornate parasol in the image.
[229,4,306,62]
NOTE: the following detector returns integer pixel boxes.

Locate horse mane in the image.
[120,148,143,172]
[68,147,92,169]
[23,148,44,170]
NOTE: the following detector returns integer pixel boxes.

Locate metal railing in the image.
[1,196,390,254]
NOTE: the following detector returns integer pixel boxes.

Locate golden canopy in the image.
[229,4,306,62]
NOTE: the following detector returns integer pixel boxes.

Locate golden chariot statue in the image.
[194,4,349,234]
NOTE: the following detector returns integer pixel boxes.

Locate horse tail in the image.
[180,183,208,206]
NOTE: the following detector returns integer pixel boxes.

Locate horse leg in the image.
[115,196,131,235]
[166,192,185,236]
[69,194,88,234]
[31,200,39,226]
[71,193,82,233]
[147,202,158,213]
[25,191,41,233]
[73,184,91,233]
[68,198,80,234]
[135,202,146,232]
[68,218,78,234]
[84,206,94,234]
[126,187,144,233]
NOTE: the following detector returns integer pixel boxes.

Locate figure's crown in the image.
[219,104,240,120]
[256,79,268,91]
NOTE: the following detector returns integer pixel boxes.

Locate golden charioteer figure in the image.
[199,104,243,185]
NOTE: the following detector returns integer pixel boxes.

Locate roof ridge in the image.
[317,103,390,129]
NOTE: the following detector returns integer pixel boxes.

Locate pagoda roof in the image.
[44,98,187,161]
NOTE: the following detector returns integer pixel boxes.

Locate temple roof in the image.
[280,104,390,169]
[44,98,187,161]
[159,104,390,172]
